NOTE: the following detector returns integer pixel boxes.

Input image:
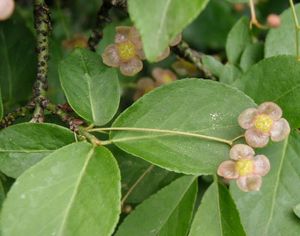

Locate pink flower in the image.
[238,102,290,148]
[152,68,177,86]
[102,26,145,76]
[0,0,15,21]
[133,78,155,101]
[217,144,270,192]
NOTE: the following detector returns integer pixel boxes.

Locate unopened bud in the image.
[0,0,15,21]
[267,14,281,28]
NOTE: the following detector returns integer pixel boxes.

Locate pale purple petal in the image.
[169,33,182,46]
[137,48,146,60]
[229,144,255,160]
[245,128,269,148]
[270,118,291,142]
[115,26,131,43]
[238,108,257,129]
[236,175,262,192]
[101,44,120,67]
[253,155,270,176]
[217,160,239,179]
[155,47,170,62]
[129,27,143,49]
[120,57,143,76]
[258,102,282,121]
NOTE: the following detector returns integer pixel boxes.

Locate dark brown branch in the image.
[172,41,216,80]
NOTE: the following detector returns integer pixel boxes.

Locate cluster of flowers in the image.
[218,102,290,192]
[102,26,181,76]
[133,68,177,101]
[0,0,15,21]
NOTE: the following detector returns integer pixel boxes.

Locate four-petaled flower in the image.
[133,78,155,101]
[238,102,290,148]
[152,68,177,86]
[102,26,145,76]
[217,144,270,192]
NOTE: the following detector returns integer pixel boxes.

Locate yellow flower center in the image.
[235,159,254,176]
[254,114,273,133]
[117,41,136,61]
[162,74,173,84]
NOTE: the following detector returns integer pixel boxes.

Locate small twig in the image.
[172,41,216,80]
[31,0,51,123]
[88,0,127,51]
[0,103,35,129]
[249,0,267,29]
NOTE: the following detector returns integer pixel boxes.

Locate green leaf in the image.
[240,42,264,72]
[219,63,242,85]
[128,0,209,61]
[231,131,300,236]
[202,55,224,77]
[115,175,197,236]
[0,89,3,120]
[189,181,245,236]
[238,55,300,128]
[1,142,121,236]
[265,4,300,58]
[294,203,300,218]
[226,17,252,65]
[110,145,180,204]
[111,79,255,175]
[0,123,75,178]
[59,48,120,125]
[0,18,36,107]
[226,0,248,3]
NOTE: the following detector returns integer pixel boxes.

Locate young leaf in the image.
[231,131,300,236]
[202,55,224,77]
[0,18,36,106]
[226,17,252,65]
[115,175,197,236]
[219,63,242,85]
[240,42,264,72]
[189,181,245,236]
[110,79,255,175]
[1,142,121,236]
[265,4,300,58]
[238,56,300,128]
[128,0,209,61]
[0,123,75,178]
[59,48,120,126]
[110,145,180,204]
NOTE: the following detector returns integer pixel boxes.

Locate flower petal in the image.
[129,27,143,49]
[137,48,146,60]
[115,26,131,43]
[155,47,170,62]
[101,44,120,67]
[270,118,291,142]
[217,160,239,179]
[258,102,282,121]
[120,57,143,76]
[253,155,270,176]
[245,128,269,148]
[133,78,155,101]
[238,108,257,129]
[152,68,177,86]
[229,144,255,160]
[236,175,262,192]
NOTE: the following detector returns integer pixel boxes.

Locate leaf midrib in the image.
[263,138,289,235]
[56,147,95,235]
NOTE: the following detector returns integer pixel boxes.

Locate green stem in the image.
[31,0,51,122]
[90,127,233,146]
[289,0,300,60]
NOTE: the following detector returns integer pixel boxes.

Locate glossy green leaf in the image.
[240,42,264,72]
[115,175,197,236]
[189,181,245,236]
[1,142,121,236]
[110,145,179,204]
[238,55,300,128]
[0,123,75,178]
[202,55,224,77]
[128,0,209,61]
[219,63,242,85]
[226,17,252,65]
[231,131,300,236]
[294,203,300,218]
[0,18,36,106]
[265,4,300,58]
[111,79,255,175]
[59,48,120,125]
